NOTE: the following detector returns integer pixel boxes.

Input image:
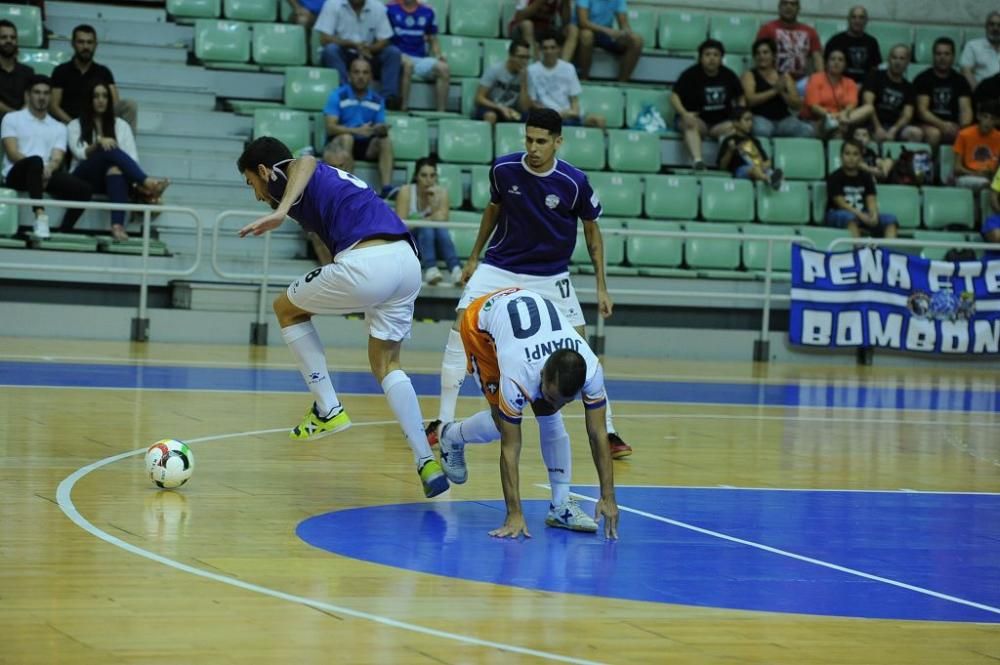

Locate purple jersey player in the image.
[237,137,449,498]
[427,108,633,461]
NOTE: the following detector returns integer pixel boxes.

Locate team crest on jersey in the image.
[418,16,426,25]
[405,15,414,26]
[544,194,560,209]
[508,185,521,195]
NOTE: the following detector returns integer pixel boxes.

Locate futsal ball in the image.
[145,439,194,489]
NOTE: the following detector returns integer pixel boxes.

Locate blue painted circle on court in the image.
[296,488,1000,623]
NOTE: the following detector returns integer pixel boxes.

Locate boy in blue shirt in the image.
[386,0,450,112]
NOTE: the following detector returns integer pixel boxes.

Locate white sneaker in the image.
[450,266,463,285]
[424,266,442,285]
[33,214,51,239]
[545,498,598,532]
[437,422,467,484]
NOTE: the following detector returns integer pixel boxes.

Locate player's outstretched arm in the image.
[583,219,613,318]
[584,404,619,539]
[489,418,531,538]
[461,203,501,284]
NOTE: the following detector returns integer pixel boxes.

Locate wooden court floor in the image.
[1,337,998,664]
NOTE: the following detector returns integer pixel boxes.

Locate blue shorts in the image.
[594,31,627,54]
[562,115,583,126]
[825,209,898,230]
[734,165,753,179]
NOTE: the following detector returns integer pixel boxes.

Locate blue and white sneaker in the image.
[545,499,598,532]
[437,422,467,484]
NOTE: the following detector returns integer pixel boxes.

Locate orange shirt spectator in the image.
[801,72,858,120]
[953,124,1000,174]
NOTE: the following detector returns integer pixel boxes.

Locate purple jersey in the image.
[386,1,437,58]
[267,159,414,257]
[485,152,602,276]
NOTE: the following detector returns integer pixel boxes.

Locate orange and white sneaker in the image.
[608,432,633,459]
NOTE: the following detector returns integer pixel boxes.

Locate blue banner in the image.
[790,245,1000,354]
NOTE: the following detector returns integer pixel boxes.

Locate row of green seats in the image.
[195,20,306,67]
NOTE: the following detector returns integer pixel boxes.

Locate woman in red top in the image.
[802,49,873,138]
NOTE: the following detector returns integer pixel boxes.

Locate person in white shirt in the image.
[1,75,92,239]
[315,0,402,109]
[527,31,605,128]
[960,12,1000,88]
[67,81,169,241]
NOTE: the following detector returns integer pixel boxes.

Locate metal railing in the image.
[0,197,204,340]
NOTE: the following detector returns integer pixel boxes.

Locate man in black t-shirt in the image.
[0,20,33,122]
[826,140,899,238]
[49,24,137,131]
[669,39,745,170]
[825,6,882,82]
[914,37,974,152]
[861,44,923,144]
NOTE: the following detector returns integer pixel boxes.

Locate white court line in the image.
[56,424,606,665]
[567,489,1000,618]
[608,484,1000,496]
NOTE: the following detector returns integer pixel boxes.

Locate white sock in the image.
[281,321,340,416]
[438,328,466,423]
[538,413,571,506]
[443,409,500,446]
[381,369,434,465]
[605,395,616,434]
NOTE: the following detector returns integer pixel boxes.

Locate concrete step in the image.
[105,59,215,88]
[163,179,249,207]
[121,85,216,112]
[138,133,247,155]
[48,38,188,64]
[141,152,243,183]
[47,17,191,48]
[213,69,285,102]
[48,1,168,23]
[138,108,252,138]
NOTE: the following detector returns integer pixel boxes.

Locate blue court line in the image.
[1,360,997,412]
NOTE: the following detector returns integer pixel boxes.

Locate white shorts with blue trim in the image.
[457,262,586,328]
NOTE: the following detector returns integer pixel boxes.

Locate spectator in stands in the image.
[510,0,578,64]
[960,11,1000,88]
[575,0,644,82]
[473,40,531,125]
[861,44,923,145]
[824,6,881,83]
[983,165,1000,260]
[322,57,394,196]
[67,82,170,242]
[802,49,872,139]
[395,157,462,286]
[315,0,402,110]
[718,107,784,189]
[528,32,605,128]
[0,20,33,123]
[825,139,898,239]
[848,125,893,181]
[756,0,823,94]
[50,25,137,133]
[670,39,744,170]
[952,100,999,196]
[915,37,973,153]
[1,75,92,239]
[387,0,449,112]
[287,0,326,28]
[742,37,813,138]
[974,70,1000,108]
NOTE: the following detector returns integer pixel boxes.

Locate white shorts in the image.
[405,55,441,80]
[457,263,586,328]
[287,240,421,341]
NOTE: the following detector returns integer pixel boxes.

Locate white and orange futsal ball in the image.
[145,439,194,489]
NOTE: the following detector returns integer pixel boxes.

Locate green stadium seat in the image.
[868,22,913,61]
[195,20,251,63]
[17,49,68,77]
[470,164,491,209]
[588,172,642,218]
[460,77,479,116]
[438,35,481,77]
[658,10,706,53]
[580,85,624,129]
[922,187,974,229]
[876,184,921,229]
[913,230,969,260]
[607,129,660,173]
[914,26,963,64]
[722,54,747,75]
[449,0,499,38]
[0,187,18,237]
[813,19,843,47]
[741,224,795,273]
[438,119,493,163]
[482,38,508,72]
[253,23,306,66]
[772,138,825,180]
[386,115,430,161]
[625,7,657,51]
[701,177,754,222]
[224,0,276,21]
[939,144,955,182]
[685,222,743,270]
[284,66,338,111]
[424,0,448,31]
[811,180,827,224]
[253,108,311,154]
[500,1,517,38]
[882,141,931,160]
[0,4,42,48]
[494,122,524,156]
[572,219,625,267]
[797,225,848,252]
[435,163,465,209]
[644,174,699,219]
[827,138,843,173]
[167,0,220,19]
[709,15,758,55]
[624,87,674,133]
[449,210,482,259]
[756,180,811,225]
[626,220,685,272]
[560,127,606,170]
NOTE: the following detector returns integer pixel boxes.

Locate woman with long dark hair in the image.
[67,81,169,241]
[394,157,462,286]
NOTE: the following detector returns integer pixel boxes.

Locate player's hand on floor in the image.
[489,514,531,539]
[239,210,286,237]
[594,498,619,540]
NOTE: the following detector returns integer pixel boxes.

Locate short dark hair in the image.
[841,138,864,154]
[411,156,437,182]
[0,19,17,34]
[542,349,587,399]
[698,39,725,57]
[72,24,97,41]
[978,100,1000,117]
[537,30,562,47]
[933,37,955,54]
[508,39,529,55]
[25,74,51,91]
[237,136,293,173]
[525,107,562,136]
[752,37,776,56]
